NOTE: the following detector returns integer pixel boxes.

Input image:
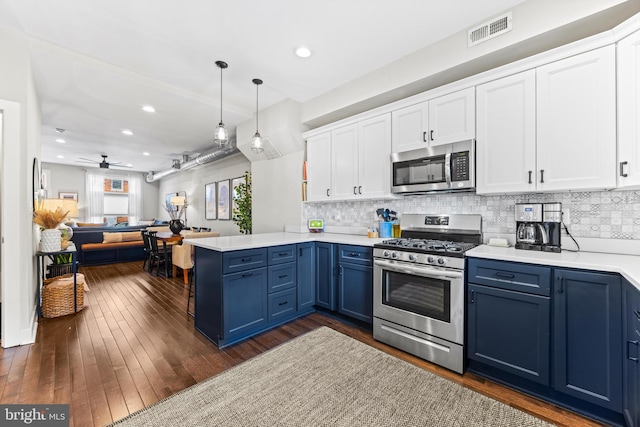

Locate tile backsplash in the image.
[303,190,640,240]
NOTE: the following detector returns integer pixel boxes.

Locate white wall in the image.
[41,162,159,222]
[0,29,41,347]
[156,152,251,235]
[302,0,636,127]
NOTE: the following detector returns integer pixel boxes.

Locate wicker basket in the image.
[41,273,85,318]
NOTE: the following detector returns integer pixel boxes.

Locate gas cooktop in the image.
[375,238,478,257]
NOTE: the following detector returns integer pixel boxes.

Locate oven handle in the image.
[374,259,463,280]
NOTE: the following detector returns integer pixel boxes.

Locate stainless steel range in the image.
[373,213,482,374]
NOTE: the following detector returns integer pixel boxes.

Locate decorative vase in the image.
[41,228,61,252]
[169,219,184,235]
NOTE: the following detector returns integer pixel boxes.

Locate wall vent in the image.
[468,12,512,47]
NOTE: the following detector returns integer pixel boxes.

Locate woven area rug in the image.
[110,327,552,426]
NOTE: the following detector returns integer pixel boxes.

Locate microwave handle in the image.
[445,151,452,188]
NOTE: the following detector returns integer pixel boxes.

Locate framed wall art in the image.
[217,179,230,220]
[205,182,217,220]
[231,176,245,215]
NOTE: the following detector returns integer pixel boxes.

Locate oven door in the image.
[373,258,464,345]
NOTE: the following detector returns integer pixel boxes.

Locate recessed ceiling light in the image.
[122,129,134,136]
[126,163,133,167]
[295,46,312,58]
[56,138,66,143]
[143,152,150,156]
[56,155,64,159]
[142,105,156,113]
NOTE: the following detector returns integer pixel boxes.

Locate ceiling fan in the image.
[77,155,131,169]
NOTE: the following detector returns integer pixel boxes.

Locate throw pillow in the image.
[102,232,122,243]
[120,231,143,242]
[77,222,105,227]
[137,219,155,226]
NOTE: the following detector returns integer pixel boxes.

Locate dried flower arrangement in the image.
[33,207,69,229]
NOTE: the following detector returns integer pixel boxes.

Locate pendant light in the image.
[251,78,264,154]
[214,60,229,147]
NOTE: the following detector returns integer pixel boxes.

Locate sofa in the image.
[72,225,149,265]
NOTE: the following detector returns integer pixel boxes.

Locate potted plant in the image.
[232,171,252,234]
[33,207,69,252]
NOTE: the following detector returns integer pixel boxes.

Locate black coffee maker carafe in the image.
[515,202,562,253]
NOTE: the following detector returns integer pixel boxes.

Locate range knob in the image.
[437,257,446,265]
[391,252,399,259]
[408,254,417,262]
[427,256,436,264]
[383,250,390,258]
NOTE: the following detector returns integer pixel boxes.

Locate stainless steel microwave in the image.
[391,139,475,194]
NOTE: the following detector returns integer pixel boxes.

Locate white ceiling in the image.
[0,0,525,172]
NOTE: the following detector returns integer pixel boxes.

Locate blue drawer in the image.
[222,248,268,274]
[467,258,551,297]
[268,245,296,265]
[338,245,372,266]
[268,262,296,293]
[268,288,297,321]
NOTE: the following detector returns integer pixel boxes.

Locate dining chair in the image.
[140,229,153,271]
[147,231,172,277]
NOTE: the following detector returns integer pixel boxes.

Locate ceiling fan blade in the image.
[77,157,99,163]
[110,164,132,168]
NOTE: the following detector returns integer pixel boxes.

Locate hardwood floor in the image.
[0,261,604,426]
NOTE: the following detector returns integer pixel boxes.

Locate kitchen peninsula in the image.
[186,232,384,348]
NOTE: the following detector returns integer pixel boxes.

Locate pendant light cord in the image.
[255,83,259,132]
[220,66,223,122]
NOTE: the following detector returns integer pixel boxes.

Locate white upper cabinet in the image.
[391,88,475,153]
[391,102,429,153]
[618,29,640,188]
[306,113,393,202]
[306,132,332,202]
[358,113,392,199]
[476,70,537,194]
[428,87,475,146]
[536,45,616,192]
[331,124,359,200]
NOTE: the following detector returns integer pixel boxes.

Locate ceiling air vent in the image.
[468,12,512,47]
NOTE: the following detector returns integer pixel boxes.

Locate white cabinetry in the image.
[618,29,640,188]
[391,88,474,153]
[306,132,332,201]
[536,45,616,192]
[306,113,392,202]
[476,46,616,194]
[476,70,536,194]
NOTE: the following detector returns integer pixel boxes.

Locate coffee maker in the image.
[515,202,562,253]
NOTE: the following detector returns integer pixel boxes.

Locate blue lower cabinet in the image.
[222,267,268,338]
[268,288,297,321]
[297,242,315,312]
[553,269,622,412]
[467,283,550,385]
[338,261,373,324]
[315,242,337,311]
[268,262,296,293]
[624,280,640,427]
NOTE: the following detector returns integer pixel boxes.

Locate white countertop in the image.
[184,232,385,252]
[467,245,640,291]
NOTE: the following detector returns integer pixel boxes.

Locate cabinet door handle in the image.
[241,258,251,262]
[495,272,515,279]
[628,340,639,362]
[241,272,253,278]
[353,186,357,195]
[326,189,330,197]
[528,170,532,184]
[278,252,288,257]
[339,265,343,275]
[278,301,288,306]
[422,131,427,142]
[299,248,303,257]
[620,161,628,177]
[540,169,545,184]
[278,274,287,279]
[358,186,362,194]
[470,290,475,304]
[557,276,563,293]
[349,253,360,257]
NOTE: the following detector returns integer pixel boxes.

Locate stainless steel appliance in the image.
[391,139,475,194]
[515,202,562,253]
[373,213,482,374]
